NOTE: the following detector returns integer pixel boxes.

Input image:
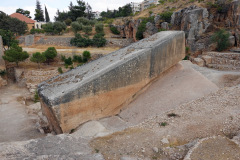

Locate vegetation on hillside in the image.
[211,29,230,52]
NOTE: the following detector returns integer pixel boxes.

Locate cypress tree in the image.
[34,0,44,22]
[45,5,50,22]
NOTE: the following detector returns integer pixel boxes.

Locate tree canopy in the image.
[0,11,27,35]
[45,6,50,22]
[16,8,31,18]
[2,44,29,67]
[0,29,19,51]
[30,52,46,68]
[55,0,93,22]
[34,0,45,22]
[100,4,132,18]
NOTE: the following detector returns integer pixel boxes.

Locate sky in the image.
[0,0,143,21]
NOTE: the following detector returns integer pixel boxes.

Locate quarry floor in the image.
[0,60,240,159]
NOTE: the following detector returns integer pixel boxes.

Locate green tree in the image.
[83,25,92,35]
[53,21,67,35]
[16,8,31,18]
[2,44,29,67]
[211,29,230,52]
[0,11,27,35]
[95,23,104,33]
[45,6,50,22]
[71,21,83,33]
[68,0,86,21]
[30,52,46,69]
[0,29,19,51]
[42,47,57,64]
[34,0,45,22]
[64,57,73,65]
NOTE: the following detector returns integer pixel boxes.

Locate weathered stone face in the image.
[38,31,185,134]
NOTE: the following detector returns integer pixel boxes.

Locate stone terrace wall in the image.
[38,31,185,134]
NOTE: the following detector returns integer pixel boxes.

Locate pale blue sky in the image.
[0,0,142,21]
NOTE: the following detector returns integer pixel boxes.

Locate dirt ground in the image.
[0,84,44,142]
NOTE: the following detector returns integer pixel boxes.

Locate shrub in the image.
[61,55,66,61]
[34,90,40,103]
[92,33,107,47]
[110,26,120,35]
[30,52,46,69]
[64,18,72,26]
[42,22,66,35]
[211,29,230,51]
[64,57,73,66]
[30,28,44,34]
[159,11,173,23]
[58,67,63,74]
[83,25,92,35]
[42,47,57,64]
[95,23,104,33]
[136,17,155,40]
[3,44,29,67]
[73,55,82,63]
[77,17,95,26]
[71,21,83,33]
[82,50,91,62]
[0,69,6,76]
[70,33,93,47]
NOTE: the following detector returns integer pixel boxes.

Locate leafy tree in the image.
[73,55,82,63]
[30,52,46,68]
[55,9,69,21]
[211,29,230,51]
[100,4,132,18]
[45,6,50,22]
[53,21,67,35]
[82,25,92,35]
[42,22,66,35]
[64,18,72,26]
[16,8,31,18]
[0,11,27,35]
[0,29,19,51]
[68,0,86,21]
[42,47,57,64]
[34,0,45,22]
[95,23,104,33]
[2,44,29,67]
[71,21,83,33]
[92,33,107,47]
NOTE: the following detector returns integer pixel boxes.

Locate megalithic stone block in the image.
[38,31,186,134]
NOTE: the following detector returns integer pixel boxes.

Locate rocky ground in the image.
[0,60,240,159]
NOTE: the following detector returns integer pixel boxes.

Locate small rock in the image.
[161,138,169,144]
[153,147,159,153]
[192,58,204,67]
[202,55,212,65]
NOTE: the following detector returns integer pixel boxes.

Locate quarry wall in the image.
[38,31,185,134]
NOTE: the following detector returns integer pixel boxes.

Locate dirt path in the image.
[0,84,44,142]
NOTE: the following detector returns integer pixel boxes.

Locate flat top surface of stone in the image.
[38,31,183,103]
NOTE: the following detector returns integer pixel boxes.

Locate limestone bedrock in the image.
[38,31,185,133]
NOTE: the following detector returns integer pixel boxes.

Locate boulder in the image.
[202,55,212,65]
[229,36,236,47]
[161,22,169,30]
[143,22,158,38]
[192,58,204,67]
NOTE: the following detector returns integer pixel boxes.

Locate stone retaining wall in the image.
[38,31,185,134]
[203,52,240,70]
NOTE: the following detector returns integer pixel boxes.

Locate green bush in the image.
[30,28,44,34]
[3,44,29,67]
[58,67,63,74]
[73,55,82,63]
[42,22,66,35]
[61,55,66,61]
[92,33,107,47]
[211,29,230,52]
[136,17,155,40]
[64,18,72,26]
[159,11,173,23]
[42,47,57,64]
[64,57,73,65]
[82,50,91,62]
[71,21,83,33]
[95,23,104,33]
[70,33,93,47]
[110,26,120,35]
[0,69,6,76]
[30,52,46,69]
[82,25,92,35]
